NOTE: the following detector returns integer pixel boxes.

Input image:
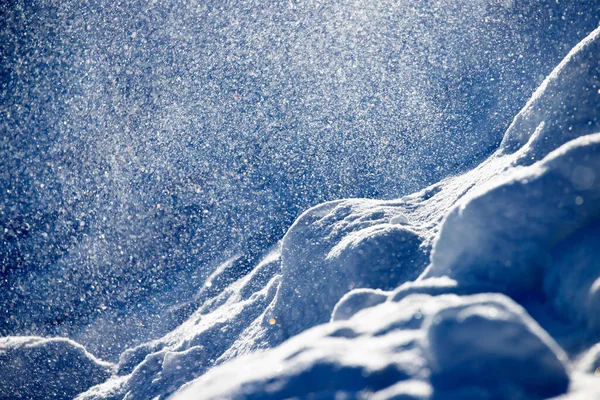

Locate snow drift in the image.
[176,293,570,400]
[3,0,600,361]
[3,5,600,400]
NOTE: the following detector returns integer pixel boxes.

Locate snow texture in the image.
[2,2,600,400]
[175,294,570,400]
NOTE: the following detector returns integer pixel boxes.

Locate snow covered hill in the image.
[4,24,598,400]
[2,2,600,400]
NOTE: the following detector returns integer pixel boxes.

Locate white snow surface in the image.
[4,22,600,400]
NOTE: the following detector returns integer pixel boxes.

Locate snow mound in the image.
[424,26,600,300]
[0,336,112,400]
[272,200,427,336]
[173,293,569,400]
[424,133,600,296]
[424,297,569,399]
[331,288,388,322]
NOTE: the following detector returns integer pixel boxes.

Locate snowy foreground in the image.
[4,24,600,400]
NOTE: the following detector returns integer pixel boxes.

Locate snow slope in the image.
[3,4,600,400]
[3,0,599,361]
[43,25,599,400]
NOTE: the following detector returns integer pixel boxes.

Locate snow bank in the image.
[168,26,600,399]
[500,25,600,164]
[0,336,112,400]
[78,248,282,400]
[173,293,569,400]
[272,200,427,336]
